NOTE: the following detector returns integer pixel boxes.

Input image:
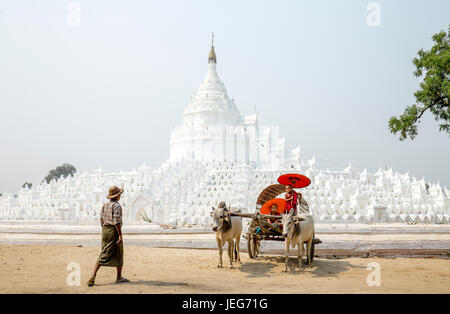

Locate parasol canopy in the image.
[277,173,311,188]
[260,198,286,215]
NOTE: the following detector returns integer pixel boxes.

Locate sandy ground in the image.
[0,244,449,294]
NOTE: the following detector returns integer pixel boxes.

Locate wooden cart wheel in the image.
[247,234,260,258]
[252,235,260,258]
[254,237,260,257]
[247,234,255,259]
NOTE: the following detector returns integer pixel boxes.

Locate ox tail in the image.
[233,239,238,261]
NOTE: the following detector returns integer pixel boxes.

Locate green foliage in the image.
[389,27,450,141]
[43,163,77,184]
[22,182,32,189]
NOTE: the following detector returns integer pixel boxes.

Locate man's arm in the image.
[100,205,104,226]
[113,203,123,244]
[115,223,122,244]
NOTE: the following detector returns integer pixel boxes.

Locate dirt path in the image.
[0,245,448,293]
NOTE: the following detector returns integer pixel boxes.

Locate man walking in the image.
[87,186,129,286]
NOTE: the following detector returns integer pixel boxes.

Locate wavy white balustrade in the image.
[0,160,448,226]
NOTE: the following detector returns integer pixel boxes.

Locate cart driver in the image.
[284,184,301,215]
[269,203,282,225]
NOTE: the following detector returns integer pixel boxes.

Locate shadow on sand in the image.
[306,258,366,277]
[94,280,189,287]
[237,255,366,277]
[237,256,279,278]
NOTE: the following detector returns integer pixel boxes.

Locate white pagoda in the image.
[0,38,448,226]
[170,38,295,169]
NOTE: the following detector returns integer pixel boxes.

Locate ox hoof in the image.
[229,265,235,269]
[282,269,288,273]
[217,265,223,269]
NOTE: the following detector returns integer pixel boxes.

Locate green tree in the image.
[43,163,77,183]
[22,182,32,189]
[389,27,449,141]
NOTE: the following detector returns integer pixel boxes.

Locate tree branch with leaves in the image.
[389,27,449,141]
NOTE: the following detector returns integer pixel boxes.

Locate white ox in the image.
[211,202,243,269]
[281,210,315,272]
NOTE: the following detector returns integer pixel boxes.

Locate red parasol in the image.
[277,173,311,189]
[260,198,286,215]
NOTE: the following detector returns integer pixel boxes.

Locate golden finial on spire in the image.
[208,32,217,64]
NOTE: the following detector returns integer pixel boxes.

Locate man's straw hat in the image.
[107,186,124,199]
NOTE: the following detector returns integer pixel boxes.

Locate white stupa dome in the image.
[183,43,241,126]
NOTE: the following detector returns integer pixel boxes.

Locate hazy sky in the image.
[0,0,449,192]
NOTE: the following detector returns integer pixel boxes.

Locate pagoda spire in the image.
[208,32,217,64]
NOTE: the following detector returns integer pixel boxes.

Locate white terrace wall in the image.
[1,42,448,226]
[0,160,448,226]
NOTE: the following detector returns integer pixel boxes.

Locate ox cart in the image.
[230,184,322,259]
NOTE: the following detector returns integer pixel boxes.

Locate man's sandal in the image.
[87,277,95,287]
[115,277,129,283]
